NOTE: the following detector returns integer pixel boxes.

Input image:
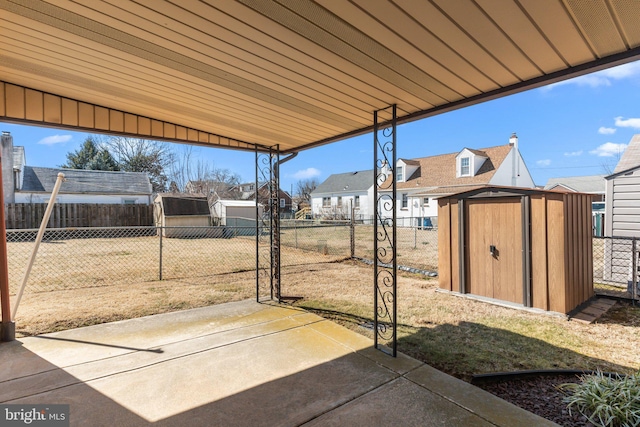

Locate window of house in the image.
[354,195,360,207]
[460,157,470,176]
[396,166,403,182]
[337,196,342,207]
[123,199,136,205]
[401,193,408,209]
[280,198,285,208]
[423,197,429,206]
[322,197,331,207]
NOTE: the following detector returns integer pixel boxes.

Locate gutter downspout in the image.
[275,152,298,207]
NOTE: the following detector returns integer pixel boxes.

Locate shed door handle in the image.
[490,245,496,256]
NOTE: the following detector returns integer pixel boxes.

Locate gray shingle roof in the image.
[157,194,209,216]
[312,170,374,194]
[20,166,152,195]
[544,175,606,194]
[614,134,640,174]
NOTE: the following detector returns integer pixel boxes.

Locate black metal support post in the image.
[271,147,281,302]
[256,145,281,302]
[373,105,397,357]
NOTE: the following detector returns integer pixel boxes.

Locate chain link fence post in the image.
[350,201,355,258]
[159,226,163,280]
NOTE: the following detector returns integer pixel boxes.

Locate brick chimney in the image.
[1,132,15,204]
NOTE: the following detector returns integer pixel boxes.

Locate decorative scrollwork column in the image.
[373,105,397,356]
[256,145,280,302]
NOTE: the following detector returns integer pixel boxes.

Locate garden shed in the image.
[438,187,593,314]
[154,193,210,238]
[211,199,262,227]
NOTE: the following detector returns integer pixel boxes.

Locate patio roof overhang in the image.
[1,0,640,154]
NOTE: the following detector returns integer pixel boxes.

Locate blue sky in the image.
[2,60,640,194]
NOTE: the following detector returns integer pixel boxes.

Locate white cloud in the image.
[291,167,321,180]
[589,142,628,157]
[542,61,640,91]
[564,150,583,157]
[614,116,640,129]
[37,135,72,145]
[598,127,616,135]
[536,159,551,167]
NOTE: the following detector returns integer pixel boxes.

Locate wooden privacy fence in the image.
[4,203,154,229]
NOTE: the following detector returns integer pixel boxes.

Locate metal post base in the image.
[1,321,15,342]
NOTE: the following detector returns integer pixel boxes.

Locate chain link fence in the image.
[9,221,637,307]
[352,217,439,273]
[593,236,639,301]
[5,224,351,295]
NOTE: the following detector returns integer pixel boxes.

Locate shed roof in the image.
[214,200,258,207]
[20,166,152,195]
[2,1,639,153]
[156,194,210,216]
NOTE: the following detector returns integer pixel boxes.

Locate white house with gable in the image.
[311,134,535,225]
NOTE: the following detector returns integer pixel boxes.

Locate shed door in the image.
[465,198,523,304]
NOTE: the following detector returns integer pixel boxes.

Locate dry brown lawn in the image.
[7,229,638,382]
[12,258,640,382]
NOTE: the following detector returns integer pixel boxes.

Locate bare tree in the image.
[104,136,174,193]
[294,178,318,207]
[168,145,241,199]
[600,146,625,175]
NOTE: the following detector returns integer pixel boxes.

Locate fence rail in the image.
[8,222,635,303]
[5,220,440,295]
[4,203,154,229]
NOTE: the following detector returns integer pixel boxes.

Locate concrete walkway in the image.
[0,300,557,426]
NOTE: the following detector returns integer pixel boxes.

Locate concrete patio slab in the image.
[0,299,557,426]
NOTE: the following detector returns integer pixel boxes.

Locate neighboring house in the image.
[603,134,640,287]
[16,167,152,204]
[310,170,374,219]
[1,131,153,205]
[234,182,293,215]
[311,135,535,224]
[605,134,640,238]
[544,175,606,202]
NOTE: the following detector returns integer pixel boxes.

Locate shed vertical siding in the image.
[437,198,452,291]
[438,189,592,314]
[546,195,566,313]
[530,195,549,311]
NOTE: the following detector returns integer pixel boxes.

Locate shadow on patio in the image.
[0,300,555,426]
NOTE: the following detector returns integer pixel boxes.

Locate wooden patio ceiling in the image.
[1,0,640,153]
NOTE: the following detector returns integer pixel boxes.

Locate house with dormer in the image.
[311,134,535,224]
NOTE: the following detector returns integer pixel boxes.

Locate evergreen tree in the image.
[61,137,119,171]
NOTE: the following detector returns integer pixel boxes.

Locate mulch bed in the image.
[477,374,594,426]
